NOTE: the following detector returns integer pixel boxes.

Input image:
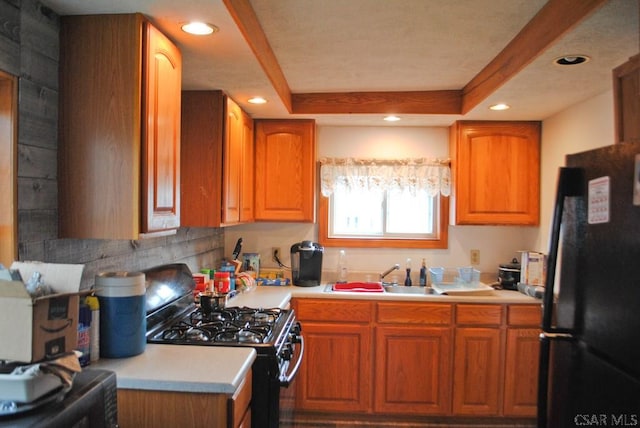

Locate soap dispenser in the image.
[404,258,412,286]
[419,258,427,286]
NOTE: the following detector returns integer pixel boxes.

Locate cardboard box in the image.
[520,251,547,286]
[0,262,84,363]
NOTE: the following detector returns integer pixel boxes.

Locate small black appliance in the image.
[290,241,323,287]
[498,257,521,290]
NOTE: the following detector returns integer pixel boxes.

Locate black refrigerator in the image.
[538,142,640,427]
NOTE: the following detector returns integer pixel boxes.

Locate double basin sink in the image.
[326,281,438,295]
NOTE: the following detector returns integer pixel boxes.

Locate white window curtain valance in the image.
[320,157,451,198]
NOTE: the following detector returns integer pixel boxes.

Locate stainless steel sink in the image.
[323,283,440,295]
[383,285,438,295]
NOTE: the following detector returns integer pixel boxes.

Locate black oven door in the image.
[278,334,304,427]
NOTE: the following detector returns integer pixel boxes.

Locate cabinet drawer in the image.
[376,302,452,325]
[507,304,541,326]
[295,299,372,322]
[455,304,502,325]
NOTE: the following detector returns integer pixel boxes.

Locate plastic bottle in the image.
[419,258,427,286]
[85,294,100,362]
[77,300,91,367]
[404,258,412,286]
[337,250,348,283]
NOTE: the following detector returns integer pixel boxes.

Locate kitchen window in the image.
[318,158,450,249]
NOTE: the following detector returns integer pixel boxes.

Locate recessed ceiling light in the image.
[554,55,590,66]
[383,115,401,122]
[248,97,267,104]
[181,22,218,36]
[489,103,510,111]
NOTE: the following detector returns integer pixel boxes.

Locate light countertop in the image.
[92,344,256,394]
[89,287,293,396]
[228,282,540,305]
[227,286,292,309]
[285,283,541,304]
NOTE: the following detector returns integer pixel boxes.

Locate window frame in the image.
[318,192,449,249]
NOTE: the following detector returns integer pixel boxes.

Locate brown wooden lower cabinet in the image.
[293,298,540,420]
[296,316,372,412]
[374,325,452,414]
[452,327,502,415]
[504,305,541,417]
[294,298,373,412]
[118,369,251,428]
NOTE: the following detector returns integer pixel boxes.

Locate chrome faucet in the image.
[379,264,400,283]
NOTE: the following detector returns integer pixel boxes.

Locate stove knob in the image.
[291,322,302,335]
[281,344,293,361]
[289,322,302,343]
[288,332,302,344]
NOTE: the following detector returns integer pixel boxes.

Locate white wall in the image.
[226,125,539,282]
[534,90,615,252]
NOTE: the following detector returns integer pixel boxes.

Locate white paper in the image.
[588,176,610,224]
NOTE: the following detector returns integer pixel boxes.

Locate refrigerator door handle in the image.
[540,331,575,341]
[538,167,584,428]
[541,167,585,331]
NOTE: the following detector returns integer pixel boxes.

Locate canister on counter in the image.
[219,264,236,290]
[213,271,231,294]
[192,273,209,296]
[95,271,146,358]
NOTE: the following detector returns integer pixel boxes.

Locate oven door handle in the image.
[280,335,304,387]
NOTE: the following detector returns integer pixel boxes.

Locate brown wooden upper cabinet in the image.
[59,14,182,239]
[449,121,540,225]
[254,120,316,222]
[613,54,640,144]
[180,91,254,227]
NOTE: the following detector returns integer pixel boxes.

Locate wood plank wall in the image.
[0,0,225,289]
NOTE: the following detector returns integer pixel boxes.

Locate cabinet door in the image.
[59,14,143,239]
[230,369,252,428]
[142,23,182,234]
[240,110,254,222]
[223,97,243,225]
[452,327,502,415]
[504,328,539,416]
[180,91,224,227]
[297,322,372,412]
[118,389,230,428]
[450,121,540,225]
[254,120,315,222]
[374,326,451,415]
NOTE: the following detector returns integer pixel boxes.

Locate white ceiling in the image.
[42,0,639,127]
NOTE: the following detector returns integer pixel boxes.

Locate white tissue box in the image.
[0,371,63,403]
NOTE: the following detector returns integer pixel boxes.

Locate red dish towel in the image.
[332,282,384,292]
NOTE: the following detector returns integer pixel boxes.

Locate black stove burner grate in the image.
[151,306,285,345]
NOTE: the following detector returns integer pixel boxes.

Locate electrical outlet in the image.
[272,247,281,262]
[470,249,480,265]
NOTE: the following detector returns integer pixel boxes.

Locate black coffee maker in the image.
[290,241,323,287]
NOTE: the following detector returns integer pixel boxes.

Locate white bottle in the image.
[85,295,100,362]
[337,250,348,283]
